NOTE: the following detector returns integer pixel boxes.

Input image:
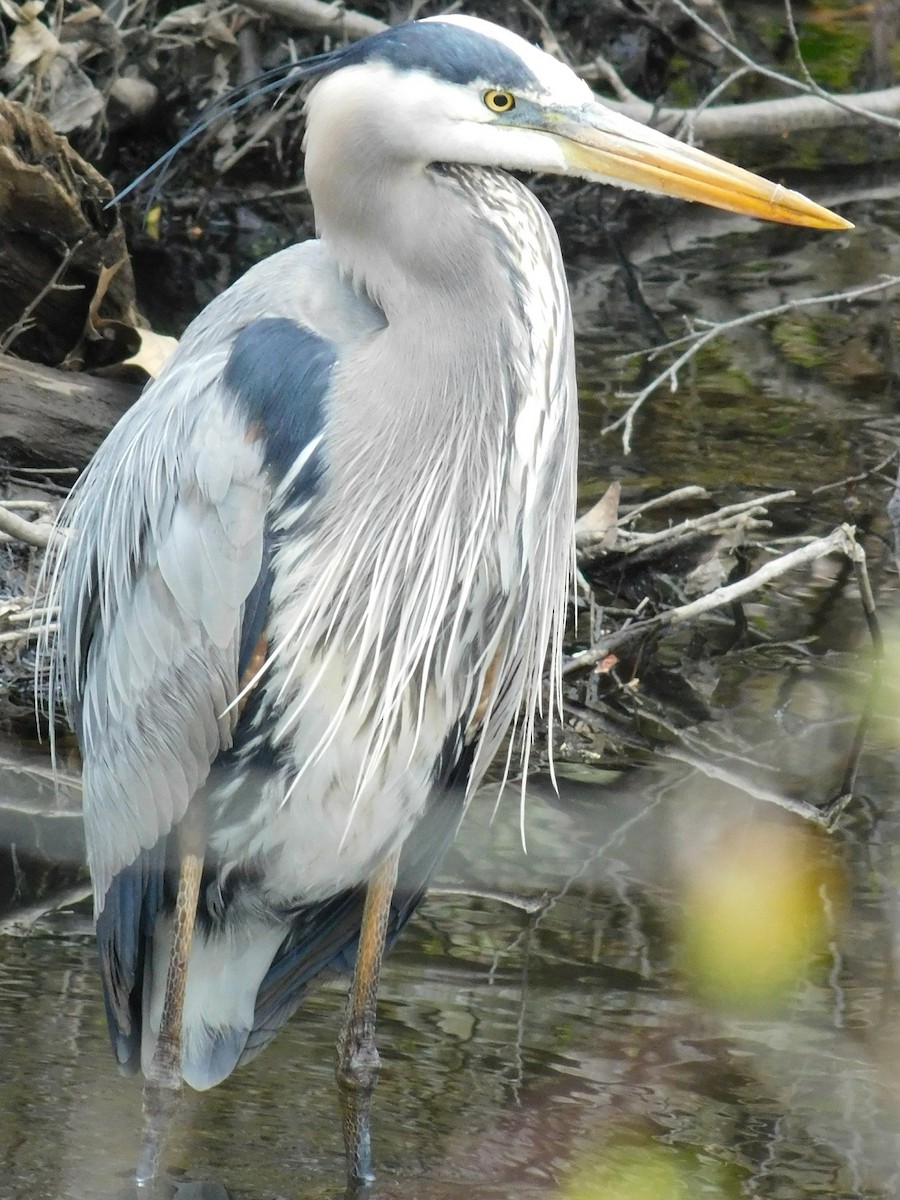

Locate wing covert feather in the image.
[50,362,271,906]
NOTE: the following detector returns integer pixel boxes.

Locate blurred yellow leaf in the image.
[144,203,162,240]
[561,1142,737,1200]
[679,820,843,1008]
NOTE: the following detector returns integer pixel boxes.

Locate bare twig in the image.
[661,0,900,132]
[576,52,642,102]
[606,277,900,454]
[0,239,84,356]
[0,623,56,646]
[0,614,57,644]
[662,745,830,825]
[811,448,900,496]
[0,750,80,794]
[517,0,569,64]
[782,0,824,96]
[565,524,862,674]
[7,467,78,476]
[0,883,92,936]
[216,85,306,174]
[4,604,57,624]
[849,537,882,654]
[677,65,754,142]
[780,0,896,148]
[429,885,548,914]
[619,485,709,524]
[0,503,54,548]
[616,490,796,551]
[0,500,55,516]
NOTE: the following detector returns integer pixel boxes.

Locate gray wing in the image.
[47,355,270,906]
[43,240,384,908]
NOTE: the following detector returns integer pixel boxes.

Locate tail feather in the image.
[96,838,168,1074]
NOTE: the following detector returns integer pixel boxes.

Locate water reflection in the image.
[3,657,900,1200]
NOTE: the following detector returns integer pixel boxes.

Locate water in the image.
[2,165,900,1198]
[4,758,900,1199]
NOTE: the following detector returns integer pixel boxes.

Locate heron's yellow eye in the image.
[484,90,516,114]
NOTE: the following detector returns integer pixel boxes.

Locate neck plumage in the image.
[312,160,531,487]
[273,152,577,805]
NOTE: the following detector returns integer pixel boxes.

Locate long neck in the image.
[307,151,515,321]
[275,138,578,792]
[308,149,545,471]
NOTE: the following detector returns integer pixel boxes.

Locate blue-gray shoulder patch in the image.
[338,20,540,91]
[224,316,334,491]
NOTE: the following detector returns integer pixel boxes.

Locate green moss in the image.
[796,23,870,91]
[771,314,828,369]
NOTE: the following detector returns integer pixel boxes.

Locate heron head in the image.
[301,14,850,232]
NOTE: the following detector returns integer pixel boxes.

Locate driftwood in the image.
[0,97,141,369]
[0,353,138,469]
[604,85,900,146]
[239,0,386,39]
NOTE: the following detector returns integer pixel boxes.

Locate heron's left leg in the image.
[136,826,205,1188]
[336,849,400,1191]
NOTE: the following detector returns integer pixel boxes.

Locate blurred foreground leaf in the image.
[562,1141,739,1200]
[678,820,844,1009]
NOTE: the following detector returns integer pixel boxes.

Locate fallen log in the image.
[0,353,138,470]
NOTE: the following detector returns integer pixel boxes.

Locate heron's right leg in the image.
[336,850,400,1193]
[136,840,204,1189]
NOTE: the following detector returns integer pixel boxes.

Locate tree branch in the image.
[237,0,386,39]
[603,84,900,142]
[658,0,900,132]
[566,524,863,674]
[0,504,53,548]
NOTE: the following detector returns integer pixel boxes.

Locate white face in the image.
[303,19,594,180]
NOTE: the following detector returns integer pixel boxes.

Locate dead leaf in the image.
[154,3,237,48]
[121,328,179,378]
[575,480,621,553]
[43,57,105,133]
[1,16,59,84]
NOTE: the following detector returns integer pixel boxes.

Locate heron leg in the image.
[336,849,400,1191]
[136,840,204,1189]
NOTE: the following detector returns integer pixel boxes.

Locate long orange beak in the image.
[547,103,851,230]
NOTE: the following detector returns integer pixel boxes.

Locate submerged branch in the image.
[606,278,900,455]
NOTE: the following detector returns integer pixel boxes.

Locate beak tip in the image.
[815,213,854,232]
[781,203,853,232]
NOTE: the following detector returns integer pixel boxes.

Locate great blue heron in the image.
[41,12,850,1193]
